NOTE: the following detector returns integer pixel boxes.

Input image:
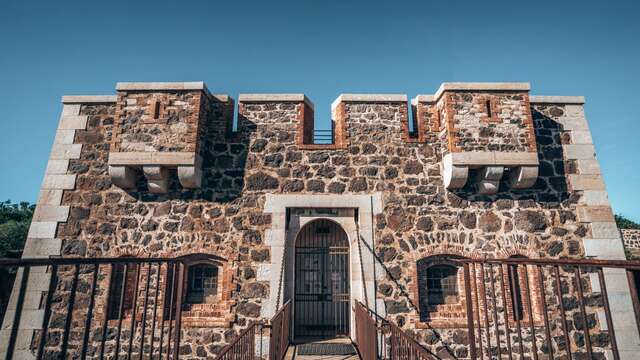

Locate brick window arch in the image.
[417,255,467,323]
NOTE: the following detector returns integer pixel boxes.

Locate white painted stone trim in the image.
[434,82,530,101]
[116,81,205,91]
[238,94,314,110]
[62,95,117,104]
[331,94,407,111]
[412,95,436,104]
[529,95,585,104]
[262,193,383,340]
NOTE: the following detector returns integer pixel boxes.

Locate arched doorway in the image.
[294,219,350,339]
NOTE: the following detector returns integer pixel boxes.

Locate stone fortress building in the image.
[2,81,640,359]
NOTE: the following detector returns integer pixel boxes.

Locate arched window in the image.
[107,263,138,320]
[186,263,219,304]
[417,255,464,322]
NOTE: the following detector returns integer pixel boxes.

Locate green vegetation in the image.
[0,200,35,257]
[615,214,640,230]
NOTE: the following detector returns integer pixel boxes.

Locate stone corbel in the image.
[143,165,169,193]
[441,155,469,189]
[109,165,137,189]
[178,155,202,188]
[476,166,504,195]
[508,166,539,189]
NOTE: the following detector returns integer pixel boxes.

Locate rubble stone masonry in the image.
[3,82,637,359]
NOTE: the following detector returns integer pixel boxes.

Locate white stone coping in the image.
[434,82,530,101]
[108,151,197,166]
[331,94,407,110]
[411,95,435,105]
[61,95,117,104]
[116,81,206,91]
[238,94,314,110]
[211,94,232,102]
[264,193,384,214]
[443,151,539,167]
[530,95,585,104]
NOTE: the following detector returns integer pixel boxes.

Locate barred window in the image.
[426,265,459,305]
[186,264,218,304]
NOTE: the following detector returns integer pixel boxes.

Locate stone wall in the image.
[622,229,640,259]
[9,83,634,359]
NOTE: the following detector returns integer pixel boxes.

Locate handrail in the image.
[454,257,640,269]
[215,321,260,360]
[0,254,228,267]
[268,300,291,360]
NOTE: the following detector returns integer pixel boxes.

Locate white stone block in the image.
[45,159,69,175]
[22,238,62,258]
[53,129,76,144]
[583,238,626,259]
[564,144,596,160]
[41,174,76,190]
[37,190,63,206]
[57,115,87,130]
[581,190,610,206]
[558,117,590,131]
[590,222,622,239]
[26,222,57,239]
[61,104,81,116]
[576,159,602,175]
[570,130,593,144]
[49,143,82,160]
[33,205,69,222]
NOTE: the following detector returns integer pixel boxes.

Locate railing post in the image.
[463,263,477,360]
[172,262,185,360]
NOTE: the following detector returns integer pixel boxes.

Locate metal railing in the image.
[0,256,192,360]
[313,129,333,144]
[386,321,435,360]
[215,321,259,360]
[354,301,379,360]
[458,257,640,360]
[268,300,291,360]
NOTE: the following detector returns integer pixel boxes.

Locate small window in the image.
[507,265,525,321]
[426,265,459,305]
[107,264,138,320]
[186,264,218,304]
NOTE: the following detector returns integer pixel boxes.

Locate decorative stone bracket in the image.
[441,151,539,194]
[108,151,202,193]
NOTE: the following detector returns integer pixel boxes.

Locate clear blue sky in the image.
[1,0,638,221]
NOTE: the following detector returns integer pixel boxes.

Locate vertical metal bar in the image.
[625,270,640,341]
[471,263,485,360]
[172,263,185,360]
[479,263,493,356]
[463,263,477,360]
[508,264,524,359]
[523,264,538,360]
[574,267,593,358]
[149,263,161,359]
[498,264,513,360]
[554,266,572,360]
[597,267,620,360]
[114,263,129,360]
[99,263,116,360]
[60,264,80,358]
[6,266,30,360]
[36,265,58,360]
[488,264,502,359]
[164,262,177,360]
[536,265,553,360]
[138,262,152,359]
[80,264,99,360]
[127,264,141,359]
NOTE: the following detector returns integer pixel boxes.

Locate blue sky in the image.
[0,0,638,221]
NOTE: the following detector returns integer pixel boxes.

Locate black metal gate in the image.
[294,219,350,339]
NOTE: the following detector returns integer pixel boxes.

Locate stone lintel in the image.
[61,95,117,104]
[331,94,407,110]
[108,151,196,166]
[529,95,585,104]
[238,94,314,110]
[434,82,530,101]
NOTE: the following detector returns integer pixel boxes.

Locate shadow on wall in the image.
[451,109,570,204]
[131,106,257,203]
